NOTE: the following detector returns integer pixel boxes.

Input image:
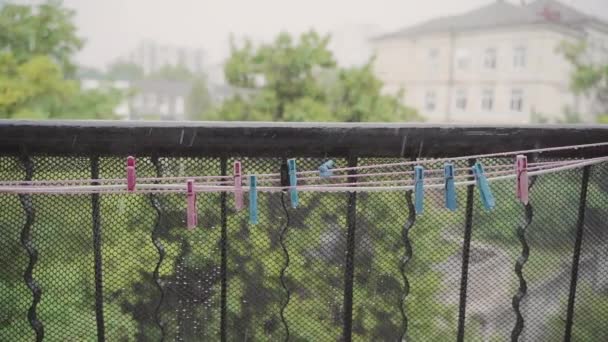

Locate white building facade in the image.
[372,0,608,123]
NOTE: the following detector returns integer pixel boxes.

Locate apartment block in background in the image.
[372,0,608,123]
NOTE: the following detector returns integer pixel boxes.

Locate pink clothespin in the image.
[516,155,529,204]
[126,156,136,192]
[186,179,197,229]
[233,161,244,211]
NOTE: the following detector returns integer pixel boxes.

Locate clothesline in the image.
[1,156,605,195]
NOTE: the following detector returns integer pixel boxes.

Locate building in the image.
[371,0,608,123]
[125,40,205,75]
[129,80,191,121]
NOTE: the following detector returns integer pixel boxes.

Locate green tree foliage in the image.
[559,41,608,120]
[212,31,420,122]
[0,0,83,76]
[106,61,144,81]
[0,1,122,119]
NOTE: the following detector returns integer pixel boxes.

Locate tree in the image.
[559,41,608,120]
[0,0,123,119]
[106,61,144,81]
[211,31,420,122]
[0,0,83,76]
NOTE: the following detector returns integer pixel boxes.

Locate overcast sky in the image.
[62,0,608,69]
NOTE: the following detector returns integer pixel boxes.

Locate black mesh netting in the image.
[1,155,607,341]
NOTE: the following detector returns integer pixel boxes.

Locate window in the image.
[481,88,494,111]
[428,48,439,68]
[455,48,470,70]
[510,89,524,112]
[483,48,497,69]
[175,96,185,116]
[513,46,526,68]
[425,90,436,111]
[455,89,467,110]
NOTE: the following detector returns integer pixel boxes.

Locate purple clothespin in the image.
[516,155,529,204]
[234,161,244,211]
[126,156,136,192]
[186,179,197,229]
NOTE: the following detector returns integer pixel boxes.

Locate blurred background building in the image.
[372,0,608,123]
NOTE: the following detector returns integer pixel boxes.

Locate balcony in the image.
[0,121,607,341]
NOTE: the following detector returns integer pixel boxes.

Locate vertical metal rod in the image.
[564,165,591,341]
[342,155,358,342]
[456,159,476,342]
[220,157,228,342]
[91,156,105,342]
[19,155,44,341]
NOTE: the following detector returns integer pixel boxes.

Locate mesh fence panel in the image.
[1,155,607,341]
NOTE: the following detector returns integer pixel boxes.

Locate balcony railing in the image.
[0,121,607,341]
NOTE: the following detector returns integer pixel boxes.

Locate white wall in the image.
[372,25,604,123]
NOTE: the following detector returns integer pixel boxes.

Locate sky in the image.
[62,0,608,69]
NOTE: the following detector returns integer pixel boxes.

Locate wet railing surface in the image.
[1,121,607,341]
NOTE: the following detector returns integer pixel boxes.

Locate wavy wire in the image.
[150,156,167,341]
[511,166,538,341]
[19,155,44,341]
[398,189,416,341]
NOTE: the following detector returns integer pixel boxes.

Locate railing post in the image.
[456,158,476,342]
[91,156,105,342]
[342,155,358,342]
[220,157,228,342]
[564,165,591,341]
[19,154,44,341]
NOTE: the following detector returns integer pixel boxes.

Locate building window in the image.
[513,46,526,68]
[455,89,467,110]
[428,48,440,71]
[481,88,494,111]
[455,49,470,70]
[425,90,436,111]
[510,89,524,112]
[175,96,185,116]
[483,48,497,69]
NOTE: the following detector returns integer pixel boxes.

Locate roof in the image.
[374,0,608,41]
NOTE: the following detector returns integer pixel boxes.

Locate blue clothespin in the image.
[472,162,495,210]
[444,163,457,211]
[414,166,424,214]
[288,159,298,208]
[319,160,335,178]
[249,175,258,224]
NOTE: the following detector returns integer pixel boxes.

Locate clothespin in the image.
[516,155,529,204]
[249,175,258,224]
[444,163,457,211]
[414,166,424,214]
[126,156,136,192]
[472,162,495,210]
[186,179,197,229]
[233,161,244,211]
[319,160,335,178]
[288,159,298,208]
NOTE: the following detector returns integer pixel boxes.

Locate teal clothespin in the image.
[472,162,495,210]
[288,159,298,208]
[414,165,424,214]
[249,175,258,224]
[444,163,457,211]
[319,160,335,178]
